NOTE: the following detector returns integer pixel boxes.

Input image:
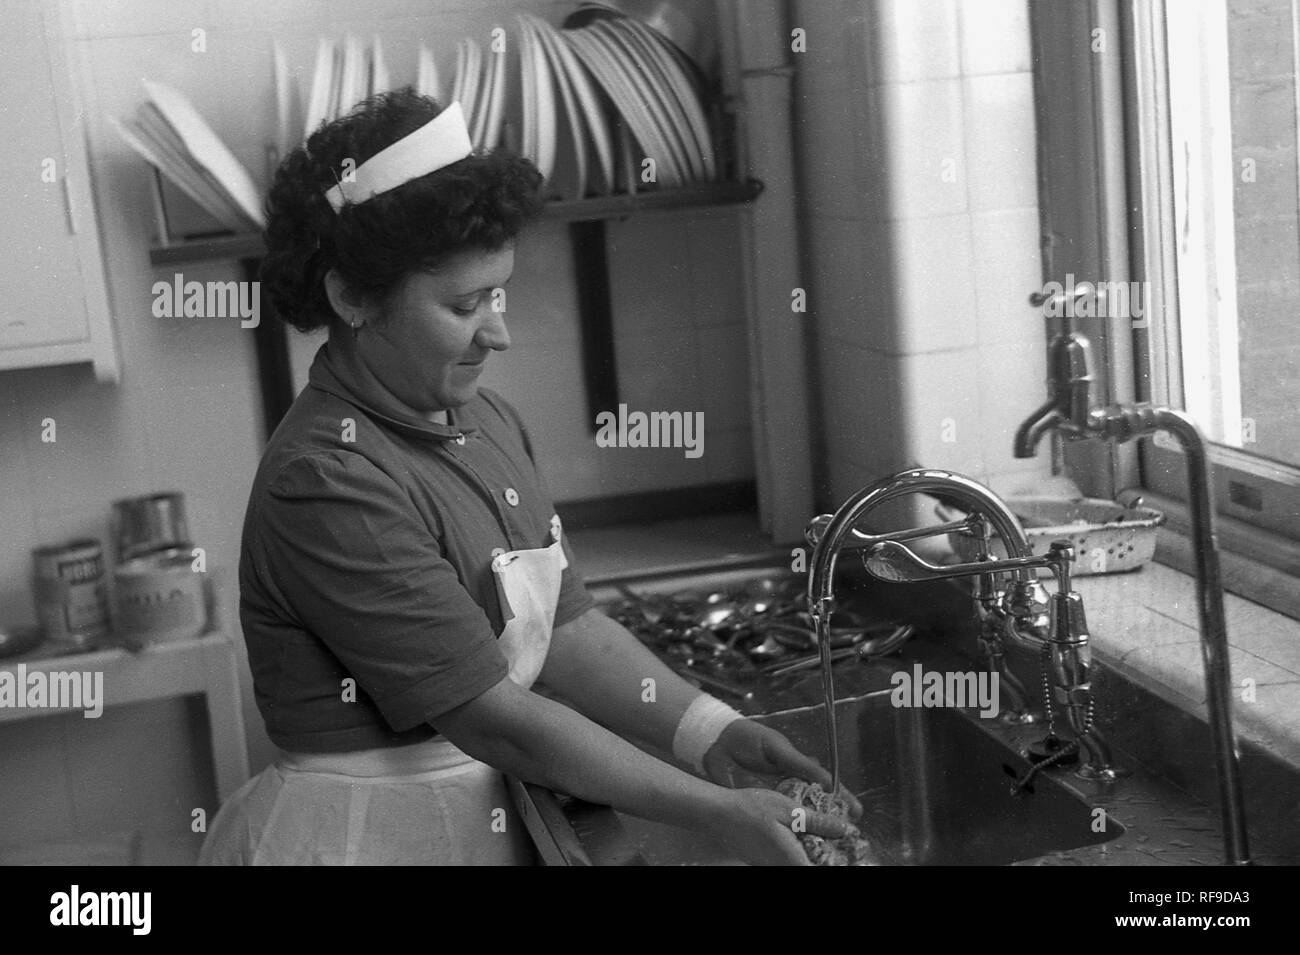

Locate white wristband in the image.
[672,694,743,775]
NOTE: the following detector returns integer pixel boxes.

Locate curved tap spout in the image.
[1014,398,1064,459]
[807,468,1037,617]
[807,468,1040,792]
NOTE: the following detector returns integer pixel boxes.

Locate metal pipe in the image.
[1089,404,1250,863]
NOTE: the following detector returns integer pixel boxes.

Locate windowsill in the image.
[1076,558,1300,772]
[1136,489,1300,621]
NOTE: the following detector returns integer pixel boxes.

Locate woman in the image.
[200,88,859,866]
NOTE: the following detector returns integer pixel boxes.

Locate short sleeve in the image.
[254,451,509,729]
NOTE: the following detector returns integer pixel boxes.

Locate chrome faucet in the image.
[1013,285,1250,866]
[805,468,1120,798]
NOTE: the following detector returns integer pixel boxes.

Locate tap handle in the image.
[1047,540,1076,592]
[863,539,1056,583]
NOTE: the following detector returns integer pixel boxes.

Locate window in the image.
[1128,0,1300,573]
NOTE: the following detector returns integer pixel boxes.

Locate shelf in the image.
[541,179,763,222]
[0,631,250,800]
[149,231,266,267]
[146,180,764,266]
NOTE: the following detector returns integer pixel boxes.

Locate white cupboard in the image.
[0,0,119,382]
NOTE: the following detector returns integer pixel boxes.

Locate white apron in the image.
[199,520,568,866]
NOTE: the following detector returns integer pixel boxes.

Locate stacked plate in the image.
[120,13,719,232]
[301,36,393,141]
[510,11,717,197]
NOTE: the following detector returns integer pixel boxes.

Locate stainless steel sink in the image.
[507,559,1300,866]
[543,684,1123,866]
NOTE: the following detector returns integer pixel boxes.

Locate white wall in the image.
[793,0,1052,522]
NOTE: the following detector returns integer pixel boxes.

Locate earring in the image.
[351,321,360,340]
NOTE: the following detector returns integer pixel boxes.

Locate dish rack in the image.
[935,496,1166,576]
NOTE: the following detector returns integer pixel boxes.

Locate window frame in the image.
[1116,0,1300,613]
[1128,0,1300,547]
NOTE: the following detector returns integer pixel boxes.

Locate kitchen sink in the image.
[548,681,1123,866]
[508,559,1300,866]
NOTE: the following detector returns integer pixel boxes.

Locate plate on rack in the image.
[416,43,441,101]
[591,19,695,181]
[476,27,508,149]
[528,19,558,182]
[581,21,683,186]
[518,20,537,166]
[621,17,714,180]
[516,18,556,182]
[459,39,484,135]
[565,25,681,187]
[541,18,615,195]
[522,14,586,199]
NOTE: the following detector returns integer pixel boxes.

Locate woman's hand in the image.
[701,719,863,818]
[708,787,860,866]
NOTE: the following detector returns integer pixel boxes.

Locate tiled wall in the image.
[793,0,1051,520]
[1227,0,1300,464]
[0,0,751,849]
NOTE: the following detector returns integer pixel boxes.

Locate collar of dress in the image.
[307,336,477,443]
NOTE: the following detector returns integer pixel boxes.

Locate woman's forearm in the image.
[436,675,727,834]
[539,608,716,754]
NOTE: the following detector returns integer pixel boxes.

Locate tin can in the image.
[33,539,111,651]
[111,492,191,563]
[113,549,208,646]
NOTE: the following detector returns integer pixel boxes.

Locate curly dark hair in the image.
[261,87,544,332]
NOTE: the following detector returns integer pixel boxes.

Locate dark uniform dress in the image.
[199,336,594,865]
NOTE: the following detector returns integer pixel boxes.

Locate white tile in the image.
[585,434,709,497]
[903,347,985,476]
[863,0,962,86]
[686,215,748,328]
[868,79,968,220]
[977,340,1051,475]
[793,82,868,217]
[986,464,1072,499]
[66,698,213,837]
[138,383,262,550]
[970,208,1044,349]
[804,216,875,348]
[818,341,907,473]
[615,330,704,414]
[510,222,582,346]
[704,427,757,484]
[0,717,75,846]
[958,0,1032,76]
[607,218,696,334]
[16,365,153,521]
[0,392,39,622]
[825,449,872,509]
[695,326,751,431]
[63,0,218,39]
[963,72,1038,212]
[890,214,980,354]
[791,0,867,89]
[824,448,931,529]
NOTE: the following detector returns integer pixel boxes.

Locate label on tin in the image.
[34,545,110,642]
[114,560,206,642]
